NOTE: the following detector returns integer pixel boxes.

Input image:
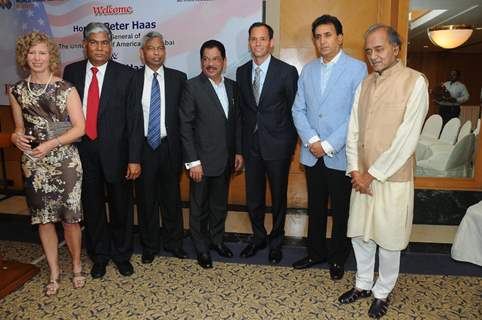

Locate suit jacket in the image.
[236,56,299,160]
[63,59,143,182]
[292,51,367,170]
[179,73,242,177]
[131,66,187,173]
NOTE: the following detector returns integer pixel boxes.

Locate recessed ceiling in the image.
[408,0,482,53]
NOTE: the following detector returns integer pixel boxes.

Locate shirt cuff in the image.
[185,160,201,170]
[306,135,320,147]
[368,167,385,183]
[321,140,335,157]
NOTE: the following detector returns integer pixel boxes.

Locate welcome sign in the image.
[0,0,263,104]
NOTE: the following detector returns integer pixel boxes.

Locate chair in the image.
[416,117,461,161]
[439,117,461,145]
[420,114,443,140]
[416,134,475,177]
[451,200,482,266]
[456,120,472,142]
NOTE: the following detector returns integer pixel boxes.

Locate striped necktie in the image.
[147,72,161,150]
[252,66,261,105]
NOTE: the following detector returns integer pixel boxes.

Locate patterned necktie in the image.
[252,66,261,105]
[85,67,99,140]
[147,72,161,150]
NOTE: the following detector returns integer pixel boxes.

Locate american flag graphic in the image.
[0,0,262,104]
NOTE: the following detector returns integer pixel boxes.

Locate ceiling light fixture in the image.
[427,24,476,49]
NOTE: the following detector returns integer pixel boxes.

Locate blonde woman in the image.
[8,31,85,296]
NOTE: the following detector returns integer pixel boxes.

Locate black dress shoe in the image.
[210,243,233,258]
[197,252,213,269]
[239,243,266,258]
[141,253,155,264]
[114,260,134,277]
[329,263,345,280]
[164,247,188,259]
[338,287,372,304]
[292,256,326,269]
[268,248,282,264]
[368,298,390,318]
[90,262,107,279]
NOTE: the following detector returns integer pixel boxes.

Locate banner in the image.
[0,0,263,104]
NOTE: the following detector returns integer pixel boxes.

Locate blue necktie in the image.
[147,72,161,150]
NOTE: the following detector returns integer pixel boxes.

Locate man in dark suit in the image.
[179,40,243,269]
[236,22,298,264]
[132,31,188,264]
[63,22,143,278]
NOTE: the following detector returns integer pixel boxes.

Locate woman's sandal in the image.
[72,272,86,289]
[45,278,60,296]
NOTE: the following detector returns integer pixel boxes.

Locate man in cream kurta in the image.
[338,25,428,319]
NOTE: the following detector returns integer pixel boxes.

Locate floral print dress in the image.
[12,80,83,224]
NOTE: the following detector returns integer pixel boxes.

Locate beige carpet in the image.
[0,240,480,320]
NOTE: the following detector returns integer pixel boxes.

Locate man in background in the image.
[435,69,469,124]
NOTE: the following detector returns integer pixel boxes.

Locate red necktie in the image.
[86,67,99,140]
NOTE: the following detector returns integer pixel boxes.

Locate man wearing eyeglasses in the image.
[63,22,143,279]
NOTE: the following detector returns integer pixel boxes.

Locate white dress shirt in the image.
[82,61,107,117]
[142,65,167,138]
[307,50,344,157]
[438,80,470,106]
[208,77,229,118]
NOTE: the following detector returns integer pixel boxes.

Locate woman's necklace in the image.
[27,73,53,97]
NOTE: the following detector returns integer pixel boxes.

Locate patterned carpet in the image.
[1,240,481,319]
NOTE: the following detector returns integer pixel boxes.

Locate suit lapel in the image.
[244,63,257,110]
[320,52,347,105]
[258,58,276,108]
[311,61,323,107]
[77,60,87,100]
[164,67,172,127]
[99,61,114,116]
[225,80,234,120]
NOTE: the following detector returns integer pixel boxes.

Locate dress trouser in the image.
[80,139,134,264]
[135,138,184,256]
[245,133,291,250]
[352,237,401,299]
[189,167,230,253]
[305,159,352,265]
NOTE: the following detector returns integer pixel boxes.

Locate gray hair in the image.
[83,22,112,42]
[365,24,402,49]
[141,31,164,48]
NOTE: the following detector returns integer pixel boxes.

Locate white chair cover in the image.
[457,120,472,142]
[451,200,482,266]
[439,117,461,145]
[421,114,443,139]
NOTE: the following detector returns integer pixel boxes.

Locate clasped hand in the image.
[351,171,374,196]
[308,141,325,158]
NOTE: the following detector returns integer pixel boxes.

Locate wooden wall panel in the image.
[0,106,22,190]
